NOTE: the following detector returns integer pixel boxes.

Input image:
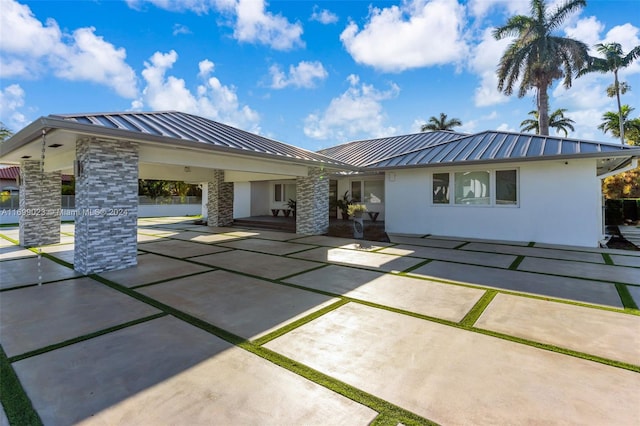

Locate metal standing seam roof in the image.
[48,111,353,168]
[316,131,467,167]
[364,130,640,169]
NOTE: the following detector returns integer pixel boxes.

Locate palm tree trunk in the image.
[537,85,550,136]
[614,69,625,144]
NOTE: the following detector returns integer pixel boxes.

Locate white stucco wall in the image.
[233,182,251,218]
[250,181,270,216]
[384,159,603,247]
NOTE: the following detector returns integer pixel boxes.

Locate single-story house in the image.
[1,111,639,274]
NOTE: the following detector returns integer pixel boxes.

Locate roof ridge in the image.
[318,130,468,153]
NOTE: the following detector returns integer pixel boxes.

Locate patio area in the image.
[1,217,639,425]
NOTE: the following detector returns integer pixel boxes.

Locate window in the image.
[432,169,518,206]
[364,180,384,203]
[274,184,283,202]
[496,170,517,205]
[455,171,490,205]
[351,181,362,202]
[433,173,449,204]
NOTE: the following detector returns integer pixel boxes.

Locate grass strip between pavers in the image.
[7,313,168,363]
[615,283,639,310]
[89,274,437,424]
[602,253,614,266]
[0,234,19,245]
[251,299,350,346]
[459,290,498,327]
[0,345,43,426]
[508,255,525,270]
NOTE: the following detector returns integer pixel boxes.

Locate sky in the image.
[1,0,639,152]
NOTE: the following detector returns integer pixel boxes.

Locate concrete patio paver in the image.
[13,316,376,425]
[138,270,338,339]
[388,235,465,249]
[138,239,230,258]
[292,235,392,250]
[98,254,212,288]
[627,285,640,307]
[290,247,424,272]
[0,277,160,357]
[409,261,623,307]
[461,242,606,263]
[0,403,8,426]
[518,256,640,285]
[39,244,75,264]
[0,245,36,260]
[284,265,484,322]
[189,250,320,280]
[265,302,640,425]
[224,229,301,241]
[475,293,640,365]
[217,238,316,255]
[379,244,517,269]
[0,256,81,290]
[609,253,640,267]
[169,230,246,244]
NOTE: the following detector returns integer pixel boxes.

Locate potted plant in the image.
[336,190,353,219]
[347,203,367,218]
[287,198,297,217]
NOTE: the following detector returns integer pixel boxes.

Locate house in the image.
[0,165,20,194]
[1,111,639,274]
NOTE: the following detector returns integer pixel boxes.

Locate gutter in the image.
[598,158,638,179]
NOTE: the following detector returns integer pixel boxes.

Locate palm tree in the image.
[421,113,462,132]
[0,122,12,142]
[493,0,589,136]
[577,42,640,144]
[520,108,575,137]
[598,105,640,144]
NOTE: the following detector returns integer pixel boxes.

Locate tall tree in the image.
[493,0,588,136]
[598,105,640,144]
[0,122,12,142]
[421,113,462,132]
[577,42,640,144]
[520,108,575,137]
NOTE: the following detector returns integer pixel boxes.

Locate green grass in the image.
[459,290,498,327]
[508,255,525,270]
[602,253,614,265]
[0,345,42,426]
[615,283,639,310]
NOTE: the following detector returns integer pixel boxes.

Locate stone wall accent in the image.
[74,138,139,274]
[206,170,234,227]
[19,160,61,246]
[296,167,329,235]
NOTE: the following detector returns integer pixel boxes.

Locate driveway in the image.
[1,218,639,425]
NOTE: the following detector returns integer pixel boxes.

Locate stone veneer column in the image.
[74,138,139,274]
[296,167,329,235]
[206,170,234,227]
[19,160,61,246]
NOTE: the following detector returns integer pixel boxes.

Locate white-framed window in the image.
[274,183,295,202]
[432,169,518,207]
[350,179,384,203]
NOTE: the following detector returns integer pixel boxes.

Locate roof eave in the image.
[1,116,359,172]
[365,150,640,171]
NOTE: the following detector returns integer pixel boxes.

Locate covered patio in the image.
[0,111,356,274]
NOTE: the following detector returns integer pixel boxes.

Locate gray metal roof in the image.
[317,130,466,167]
[48,111,352,167]
[365,130,640,169]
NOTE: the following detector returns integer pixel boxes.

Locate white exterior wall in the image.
[385,159,603,247]
[250,181,270,216]
[233,181,251,218]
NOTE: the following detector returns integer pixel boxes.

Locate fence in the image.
[0,195,201,209]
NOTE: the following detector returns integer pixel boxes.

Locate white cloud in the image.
[0,0,137,97]
[0,84,27,130]
[269,61,328,89]
[564,16,604,48]
[127,0,303,50]
[467,0,528,20]
[172,24,192,36]
[310,5,338,24]
[469,27,512,107]
[340,0,467,72]
[135,51,260,131]
[496,122,515,132]
[303,74,399,141]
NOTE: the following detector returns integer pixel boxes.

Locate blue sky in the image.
[1,0,639,151]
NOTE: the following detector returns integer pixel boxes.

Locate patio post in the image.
[18,160,61,246]
[206,170,233,227]
[296,167,329,235]
[74,137,139,274]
